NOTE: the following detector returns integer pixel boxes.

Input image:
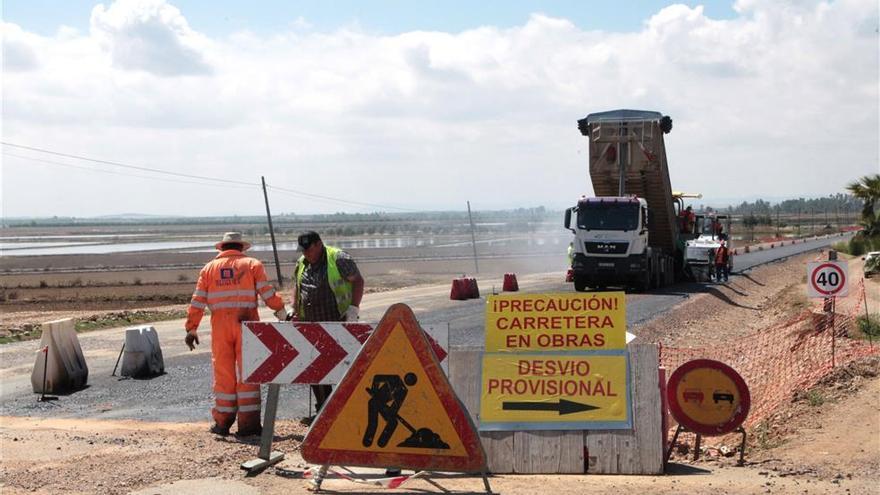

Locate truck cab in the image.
[565,196,655,291]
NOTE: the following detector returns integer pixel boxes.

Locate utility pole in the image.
[797,205,801,237]
[836,201,840,232]
[261,176,284,286]
[467,201,479,273]
[810,206,814,235]
[824,204,829,232]
[775,205,780,238]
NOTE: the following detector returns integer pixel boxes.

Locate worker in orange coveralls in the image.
[185,232,289,437]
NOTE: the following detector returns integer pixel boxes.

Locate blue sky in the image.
[3,1,738,36]
[2,1,877,217]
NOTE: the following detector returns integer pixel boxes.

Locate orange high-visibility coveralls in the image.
[185,249,284,432]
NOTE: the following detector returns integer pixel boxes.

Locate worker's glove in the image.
[274,308,291,321]
[184,331,199,351]
[343,305,359,322]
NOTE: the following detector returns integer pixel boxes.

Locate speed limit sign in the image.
[807,261,849,298]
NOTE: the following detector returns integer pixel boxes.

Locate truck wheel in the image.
[573,275,588,292]
[637,271,651,292]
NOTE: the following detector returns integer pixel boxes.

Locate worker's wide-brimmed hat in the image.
[215,232,251,251]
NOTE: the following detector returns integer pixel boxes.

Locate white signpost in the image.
[806,260,849,298]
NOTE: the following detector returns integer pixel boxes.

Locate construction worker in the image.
[713,218,724,237]
[185,232,289,437]
[679,206,696,234]
[714,241,731,282]
[292,231,364,413]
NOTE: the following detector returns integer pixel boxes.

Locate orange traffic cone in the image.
[502,273,519,292]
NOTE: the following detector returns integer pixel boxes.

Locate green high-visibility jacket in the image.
[295,245,353,319]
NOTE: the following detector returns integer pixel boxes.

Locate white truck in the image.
[564,109,684,291]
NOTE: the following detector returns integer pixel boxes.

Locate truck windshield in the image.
[578,203,639,231]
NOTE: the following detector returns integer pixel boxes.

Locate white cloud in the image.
[90,0,212,76]
[1,0,877,217]
[2,23,41,72]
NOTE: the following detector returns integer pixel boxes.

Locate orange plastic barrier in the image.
[467,278,480,299]
[450,278,469,300]
[502,273,519,292]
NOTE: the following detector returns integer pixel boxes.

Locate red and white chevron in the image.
[241,322,449,385]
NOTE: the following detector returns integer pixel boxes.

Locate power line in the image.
[3,153,257,190]
[266,184,415,212]
[3,141,417,212]
[2,141,259,187]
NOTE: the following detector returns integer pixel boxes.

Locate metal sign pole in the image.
[863,283,873,348]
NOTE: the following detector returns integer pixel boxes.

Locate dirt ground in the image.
[1,251,878,494]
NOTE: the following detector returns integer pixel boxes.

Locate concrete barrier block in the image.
[121,326,165,378]
[31,318,88,394]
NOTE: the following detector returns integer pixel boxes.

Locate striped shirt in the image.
[298,248,360,322]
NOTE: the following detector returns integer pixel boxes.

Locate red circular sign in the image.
[810,262,846,296]
[666,359,750,436]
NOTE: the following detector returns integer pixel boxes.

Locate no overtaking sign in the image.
[806,260,849,298]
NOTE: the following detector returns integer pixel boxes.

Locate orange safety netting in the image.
[659,277,877,428]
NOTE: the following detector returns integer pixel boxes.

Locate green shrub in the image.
[849,236,866,256]
[857,314,880,338]
[831,241,849,253]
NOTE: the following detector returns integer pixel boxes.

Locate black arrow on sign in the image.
[502,399,599,415]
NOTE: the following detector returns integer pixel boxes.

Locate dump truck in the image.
[564,109,689,291]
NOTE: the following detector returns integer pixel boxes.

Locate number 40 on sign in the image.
[806,260,849,298]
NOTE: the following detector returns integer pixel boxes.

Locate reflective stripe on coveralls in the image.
[185,250,284,431]
[294,245,353,319]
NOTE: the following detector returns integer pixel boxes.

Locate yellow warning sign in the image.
[316,323,467,455]
[301,304,486,472]
[479,353,631,430]
[485,292,626,352]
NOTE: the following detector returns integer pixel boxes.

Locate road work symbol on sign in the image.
[363,372,450,449]
[479,353,630,431]
[806,261,849,298]
[666,359,750,436]
[485,292,626,352]
[301,303,486,472]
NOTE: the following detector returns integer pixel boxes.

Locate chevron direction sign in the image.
[241,322,449,385]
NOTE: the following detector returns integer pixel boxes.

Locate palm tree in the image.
[846,174,880,235]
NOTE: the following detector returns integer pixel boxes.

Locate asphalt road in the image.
[0,233,850,423]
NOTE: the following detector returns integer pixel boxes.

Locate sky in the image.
[1,0,878,217]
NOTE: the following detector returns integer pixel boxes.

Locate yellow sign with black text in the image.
[485,292,626,352]
[479,353,630,430]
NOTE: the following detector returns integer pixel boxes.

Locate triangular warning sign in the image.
[302,303,486,472]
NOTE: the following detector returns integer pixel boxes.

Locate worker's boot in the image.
[209,423,231,436]
[235,425,262,438]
